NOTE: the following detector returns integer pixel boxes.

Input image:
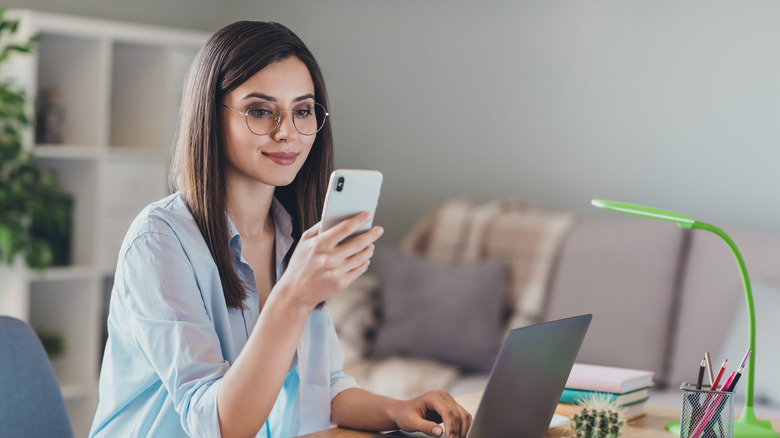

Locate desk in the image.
[298,392,780,438]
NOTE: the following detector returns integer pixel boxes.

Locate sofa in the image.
[327,197,780,417]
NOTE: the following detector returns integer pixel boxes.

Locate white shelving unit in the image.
[2,10,209,437]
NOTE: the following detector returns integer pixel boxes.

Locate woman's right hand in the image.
[276,211,383,310]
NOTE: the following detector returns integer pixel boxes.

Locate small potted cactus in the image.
[570,394,626,438]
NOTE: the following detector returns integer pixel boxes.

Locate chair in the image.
[0,315,75,438]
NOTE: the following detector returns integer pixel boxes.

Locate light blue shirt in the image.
[89,192,359,438]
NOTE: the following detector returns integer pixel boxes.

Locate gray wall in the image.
[10,1,780,243]
[230,1,780,244]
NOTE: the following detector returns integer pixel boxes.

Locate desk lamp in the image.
[591,199,778,438]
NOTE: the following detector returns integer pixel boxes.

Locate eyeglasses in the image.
[220,101,328,136]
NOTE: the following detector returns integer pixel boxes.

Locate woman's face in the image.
[220,56,317,190]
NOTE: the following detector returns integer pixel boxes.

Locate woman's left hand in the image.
[391,390,472,438]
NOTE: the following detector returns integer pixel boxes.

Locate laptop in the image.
[379,314,592,438]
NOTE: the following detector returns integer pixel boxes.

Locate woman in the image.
[89,21,471,438]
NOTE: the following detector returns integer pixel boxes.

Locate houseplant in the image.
[0,9,72,270]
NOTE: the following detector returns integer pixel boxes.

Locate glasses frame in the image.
[220,101,329,136]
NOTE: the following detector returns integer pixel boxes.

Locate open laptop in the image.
[379,314,592,438]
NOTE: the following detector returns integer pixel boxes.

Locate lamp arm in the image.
[691,221,756,408]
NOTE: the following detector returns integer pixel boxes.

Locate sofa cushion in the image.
[328,274,380,367]
[716,279,780,407]
[667,226,780,389]
[545,218,686,386]
[370,246,507,373]
[343,357,460,399]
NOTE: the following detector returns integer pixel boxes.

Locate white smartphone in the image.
[319,169,383,238]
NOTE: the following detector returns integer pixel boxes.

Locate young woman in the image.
[89,21,471,438]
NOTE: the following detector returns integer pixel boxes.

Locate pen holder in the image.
[679,383,734,438]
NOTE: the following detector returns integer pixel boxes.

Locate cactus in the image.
[570,394,626,438]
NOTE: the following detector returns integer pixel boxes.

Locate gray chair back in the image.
[0,315,75,438]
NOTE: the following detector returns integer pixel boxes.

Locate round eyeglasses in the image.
[221,101,328,136]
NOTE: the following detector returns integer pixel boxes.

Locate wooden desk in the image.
[298,392,780,438]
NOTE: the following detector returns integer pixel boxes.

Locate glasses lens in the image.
[292,102,328,135]
[246,102,281,135]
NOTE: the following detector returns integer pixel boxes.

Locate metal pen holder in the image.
[680,383,734,438]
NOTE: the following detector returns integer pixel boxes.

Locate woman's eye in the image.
[249,108,274,118]
[293,109,312,118]
[247,103,278,118]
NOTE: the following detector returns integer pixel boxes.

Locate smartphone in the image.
[319,169,383,238]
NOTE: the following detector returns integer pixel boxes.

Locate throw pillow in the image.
[716,278,780,407]
[370,246,507,373]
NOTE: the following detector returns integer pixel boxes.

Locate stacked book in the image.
[561,363,654,419]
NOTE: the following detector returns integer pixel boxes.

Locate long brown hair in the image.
[170,21,334,309]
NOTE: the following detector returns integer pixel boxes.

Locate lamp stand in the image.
[589,200,777,438]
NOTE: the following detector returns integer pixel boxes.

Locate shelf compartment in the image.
[109,41,171,149]
[34,158,98,266]
[63,389,98,438]
[29,277,101,388]
[98,157,168,211]
[36,32,107,148]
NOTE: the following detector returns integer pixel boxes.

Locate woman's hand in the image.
[392,390,472,438]
[276,211,383,310]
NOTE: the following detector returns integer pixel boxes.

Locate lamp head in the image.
[591,199,696,229]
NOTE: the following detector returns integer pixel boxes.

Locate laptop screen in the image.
[467,314,592,438]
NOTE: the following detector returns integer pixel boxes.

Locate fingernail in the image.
[376,226,384,236]
[432,426,442,436]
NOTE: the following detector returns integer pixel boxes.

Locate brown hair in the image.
[170,21,334,309]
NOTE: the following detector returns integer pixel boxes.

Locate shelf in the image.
[107,147,167,159]
[30,265,99,283]
[34,145,101,160]
[2,10,209,436]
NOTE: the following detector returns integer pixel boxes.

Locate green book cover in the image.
[559,386,650,406]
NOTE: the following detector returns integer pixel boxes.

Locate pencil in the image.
[705,352,715,386]
[739,349,752,370]
[696,358,706,389]
[719,371,736,392]
[728,369,744,392]
[710,359,727,390]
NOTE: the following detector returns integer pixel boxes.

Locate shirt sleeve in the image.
[119,229,228,438]
[324,305,360,400]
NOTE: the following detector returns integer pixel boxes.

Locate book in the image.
[565,363,654,393]
[559,386,650,406]
[620,401,648,420]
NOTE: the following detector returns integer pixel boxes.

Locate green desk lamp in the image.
[591,199,778,438]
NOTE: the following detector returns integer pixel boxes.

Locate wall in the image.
[8,1,780,243]
[225,1,780,243]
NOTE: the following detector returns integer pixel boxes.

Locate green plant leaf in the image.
[0,13,70,270]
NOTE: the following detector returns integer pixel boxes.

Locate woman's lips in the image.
[263,151,298,166]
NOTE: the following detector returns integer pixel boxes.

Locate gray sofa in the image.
[328,198,780,417]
